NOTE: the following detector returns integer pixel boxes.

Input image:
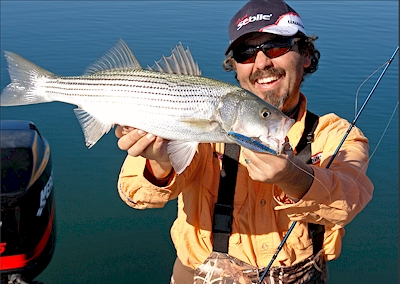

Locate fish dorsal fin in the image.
[167,140,199,174]
[83,39,142,75]
[147,43,201,76]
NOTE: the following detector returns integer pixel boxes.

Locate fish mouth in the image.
[258,136,281,153]
[259,117,294,154]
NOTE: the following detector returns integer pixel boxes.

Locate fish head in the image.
[220,90,294,153]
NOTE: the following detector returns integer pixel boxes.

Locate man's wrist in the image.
[144,160,174,187]
[279,162,314,200]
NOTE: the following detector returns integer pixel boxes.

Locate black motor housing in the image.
[1,120,56,283]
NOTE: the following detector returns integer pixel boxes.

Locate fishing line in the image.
[355,101,398,181]
[354,62,387,117]
[368,101,398,161]
[326,46,398,168]
[258,46,398,284]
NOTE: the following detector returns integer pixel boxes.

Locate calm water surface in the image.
[0,1,398,283]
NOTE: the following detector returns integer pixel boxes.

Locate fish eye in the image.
[260,108,271,119]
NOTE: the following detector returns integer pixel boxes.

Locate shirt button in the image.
[262,244,268,250]
[260,199,266,206]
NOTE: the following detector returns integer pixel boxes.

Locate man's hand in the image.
[115,125,172,179]
[242,144,314,199]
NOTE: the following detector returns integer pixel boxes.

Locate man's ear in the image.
[303,53,311,68]
[230,58,237,70]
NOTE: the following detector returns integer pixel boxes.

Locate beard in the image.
[262,89,289,110]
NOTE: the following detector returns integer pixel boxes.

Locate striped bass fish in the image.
[1,39,294,174]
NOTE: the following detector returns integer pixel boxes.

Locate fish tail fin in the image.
[1,51,56,106]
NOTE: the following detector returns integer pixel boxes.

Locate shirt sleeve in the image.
[117,155,177,209]
[117,143,218,210]
[273,114,374,230]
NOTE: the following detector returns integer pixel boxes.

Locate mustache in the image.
[250,68,285,84]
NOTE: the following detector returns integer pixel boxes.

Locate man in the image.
[115,0,373,283]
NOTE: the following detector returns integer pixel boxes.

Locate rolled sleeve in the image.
[118,155,175,209]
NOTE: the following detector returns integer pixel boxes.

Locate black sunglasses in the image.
[233,37,298,64]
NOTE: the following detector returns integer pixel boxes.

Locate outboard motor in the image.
[1,120,55,284]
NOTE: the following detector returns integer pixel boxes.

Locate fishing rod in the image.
[258,46,399,283]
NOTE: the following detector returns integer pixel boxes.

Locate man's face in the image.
[232,33,311,115]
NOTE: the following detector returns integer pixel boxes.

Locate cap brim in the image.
[260,25,299,36]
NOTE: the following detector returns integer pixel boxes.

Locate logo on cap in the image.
[236,13,273,30]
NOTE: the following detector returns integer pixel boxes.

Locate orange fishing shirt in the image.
[117,94,373,269]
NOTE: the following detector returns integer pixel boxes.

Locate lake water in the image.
[0,1,398,283]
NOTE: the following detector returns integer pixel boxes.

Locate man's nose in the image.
[253,50,273,70]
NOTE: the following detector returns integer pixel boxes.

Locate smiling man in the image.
[116,0,373,283]
[229,34,307,114]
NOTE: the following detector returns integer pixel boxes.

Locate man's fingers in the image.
[115,125,136,138]
[118,129,149,152]
[122,126,136,135]
[115,126,169,162]
[115,125,123,138]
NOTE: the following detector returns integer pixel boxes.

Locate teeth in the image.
[257,76,279,84]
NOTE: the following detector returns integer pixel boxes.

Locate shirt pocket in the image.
[284,222,313,251]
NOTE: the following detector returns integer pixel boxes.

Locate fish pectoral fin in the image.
[74,108,112,148]
[167,141,199,174]
[179,118,220,132]
[83,39,142,75]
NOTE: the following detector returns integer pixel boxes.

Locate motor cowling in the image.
[1,120,56,283]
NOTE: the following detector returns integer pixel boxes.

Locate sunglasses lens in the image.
[233,38,296,63]
[265,47,291,59]
[233,47,257,64]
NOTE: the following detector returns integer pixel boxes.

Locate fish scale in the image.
[1,39,294,174]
